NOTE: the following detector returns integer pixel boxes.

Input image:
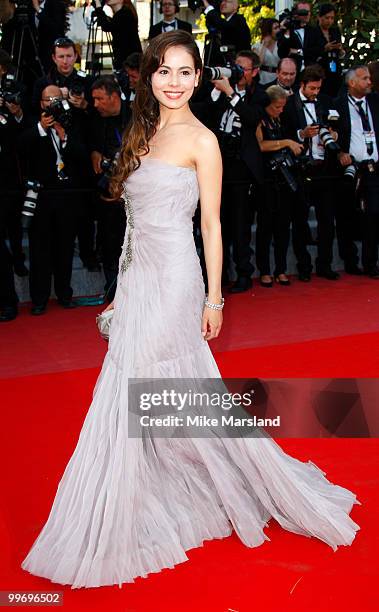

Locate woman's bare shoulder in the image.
[185,122,220,154]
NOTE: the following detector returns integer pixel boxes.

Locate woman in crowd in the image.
[316,3,345,97]
[255,85,303,287]
[252,18,280,86]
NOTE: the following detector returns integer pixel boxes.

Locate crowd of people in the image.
[0,0,379,322]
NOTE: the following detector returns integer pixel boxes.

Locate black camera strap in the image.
[302,100,318,124]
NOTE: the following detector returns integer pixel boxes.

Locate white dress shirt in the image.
[298,92,325,160]
[348,96,378,163]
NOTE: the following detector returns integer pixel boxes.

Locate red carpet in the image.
[0,277,378,611]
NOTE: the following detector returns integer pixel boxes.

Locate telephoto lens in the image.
[318,126,340,153]
[21,180,42,230]
[344,164,357,181]
[203,64,244,84]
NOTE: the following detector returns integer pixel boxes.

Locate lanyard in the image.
[49,129,66,178]
[302,100,318,124]
[348,96,374,156]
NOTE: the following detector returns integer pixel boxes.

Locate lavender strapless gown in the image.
[21,158,360,588]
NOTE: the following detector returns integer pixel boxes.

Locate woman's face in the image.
[319,11,335,30]
[266,97,287,118]
[151,46,200,110]
[271,21,280,38]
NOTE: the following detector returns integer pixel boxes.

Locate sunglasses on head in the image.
[54,38,75,48]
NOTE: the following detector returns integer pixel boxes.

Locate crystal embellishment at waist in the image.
[120,190,134,273]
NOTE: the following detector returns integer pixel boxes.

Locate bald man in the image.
[20,84,90,314]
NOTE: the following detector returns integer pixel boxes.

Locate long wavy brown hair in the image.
[110,30,202,200]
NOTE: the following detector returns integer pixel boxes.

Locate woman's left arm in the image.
[194,130,223,341]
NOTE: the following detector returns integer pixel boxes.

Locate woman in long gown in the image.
[21,31,360,589]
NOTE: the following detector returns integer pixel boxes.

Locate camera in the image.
[313,110,341,154]
[268,149,298,192]
[44,98,72,129]
[188,0,220,12]
[97,154,119,195]
[69,70,88,97]
[317,125,340,153]
[9,0,30,26]
[21,179,42,230]
[0,74,22,106]
[203,64,244,84]
[279,6,310,30]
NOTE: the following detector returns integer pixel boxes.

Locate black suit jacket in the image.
[281,91,335,158]
[333,92,379,155]
[94,6,142,69]
[277,25,324,73]
[148,19,192,40]
[205,10,251,53]
[19,119,90,189]
[206,84,267,184]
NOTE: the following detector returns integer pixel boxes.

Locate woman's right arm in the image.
[256,124,303,155]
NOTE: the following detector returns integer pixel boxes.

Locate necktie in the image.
[355,100,371,132]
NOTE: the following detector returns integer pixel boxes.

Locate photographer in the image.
[90,75,130,300]
[32,37,93,115]
[148,1,192,39]
[207,50,267,292]
[265,57,298,95]
[334,66,379,278]
[316,3,345,97]
[0,50,27,322]
[282,64,340,280]
[202,0,251,65]
[19,84,91,315]
[118,52,142,107]
[93,0,142,71]
[277,1,324,74]
[255,86,303,287]
[1,0,70,76]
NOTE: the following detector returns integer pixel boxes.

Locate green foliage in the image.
[314,0,379,65]
[196,1,378,64]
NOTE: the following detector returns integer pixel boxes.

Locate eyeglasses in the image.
[42,96,63,102]
[54,37,75,48]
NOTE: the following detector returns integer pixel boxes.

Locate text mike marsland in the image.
[139,415,281,428]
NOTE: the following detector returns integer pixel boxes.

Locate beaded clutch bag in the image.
[96,308,114,341]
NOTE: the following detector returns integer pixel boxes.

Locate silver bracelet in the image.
[204,295,225,310]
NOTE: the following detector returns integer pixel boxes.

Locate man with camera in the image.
[207,50,267,292]
[334,66,379,278]
[0,50,27,322]
[277,2,324,74]
[282,64,340,281]
[0,0,68,83]
[202,0,251,65]
[148,1,192,39]
[90,76,130,301]
[19,84,90,314]
[32,37,92,115]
